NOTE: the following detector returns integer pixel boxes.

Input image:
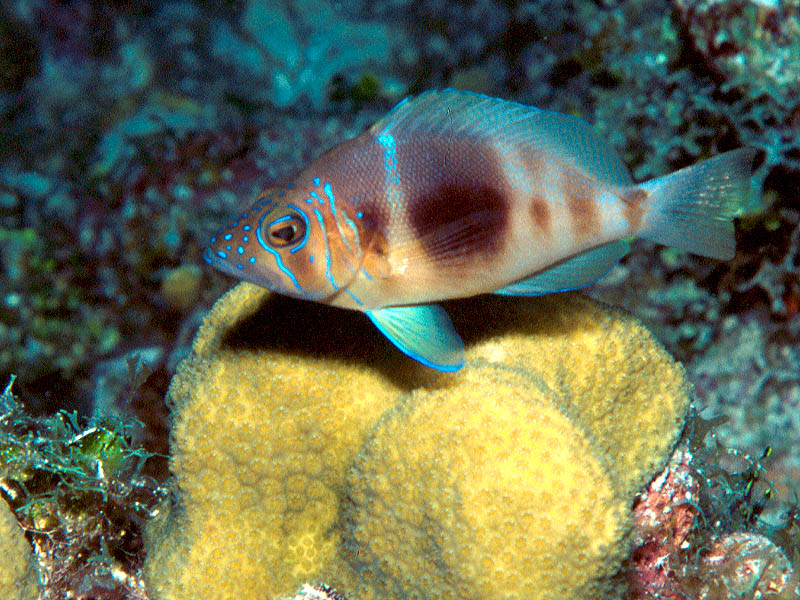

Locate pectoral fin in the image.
[366,304,464,371]
[495,240,628,296]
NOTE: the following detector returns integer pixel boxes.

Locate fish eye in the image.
[262,208,307,248]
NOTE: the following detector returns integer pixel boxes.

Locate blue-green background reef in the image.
[0,0,799,598]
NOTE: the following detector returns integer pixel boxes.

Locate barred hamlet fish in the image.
[203,89,756,371]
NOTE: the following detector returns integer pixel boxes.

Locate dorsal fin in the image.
[370,89,632,187]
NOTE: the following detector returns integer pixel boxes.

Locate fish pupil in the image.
[264,212,306,248]
[272,224,296,242]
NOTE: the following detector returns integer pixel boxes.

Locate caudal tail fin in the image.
[638,148,757,260]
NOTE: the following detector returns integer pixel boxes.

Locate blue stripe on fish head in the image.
[203,184,364,303]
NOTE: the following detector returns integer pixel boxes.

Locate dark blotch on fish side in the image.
[530,195,551,232]
[567,186,600,238]
[409,182,510,263]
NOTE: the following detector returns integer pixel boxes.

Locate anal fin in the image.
[494,240,628,296]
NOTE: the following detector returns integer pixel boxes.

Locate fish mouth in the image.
[202,247,286,292]
[202,247,248,280]
[202,247,328,303]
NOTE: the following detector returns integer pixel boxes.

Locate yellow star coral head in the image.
[0,498,39,600]
[144,283,691,600]
[446,292,692,499]
[343,363,630,600]
[144,283,411,600]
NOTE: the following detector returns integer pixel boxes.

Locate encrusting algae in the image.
[144,281,691,600]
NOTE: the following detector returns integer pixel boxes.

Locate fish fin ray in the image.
[370,88,632,187]
[366,305,464,371]
[638,148,757,260]
[391,210,502,272]
[494,240,628,296]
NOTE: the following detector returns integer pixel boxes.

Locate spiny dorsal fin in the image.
[370,89,632,187]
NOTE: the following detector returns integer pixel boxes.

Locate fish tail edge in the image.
[638,148,758,260]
